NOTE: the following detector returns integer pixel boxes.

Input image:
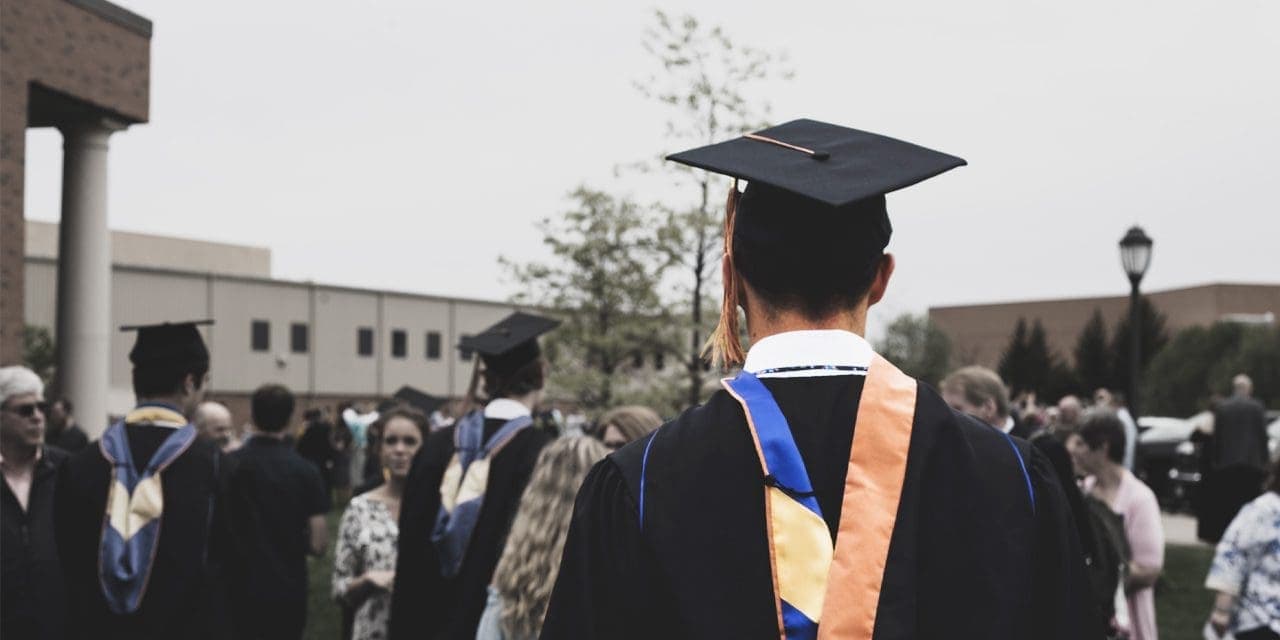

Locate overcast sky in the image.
[24,0,1280,338]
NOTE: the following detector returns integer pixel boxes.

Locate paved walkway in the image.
[1163,512,1208,547]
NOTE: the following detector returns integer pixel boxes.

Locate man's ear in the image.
[867,253,896,306]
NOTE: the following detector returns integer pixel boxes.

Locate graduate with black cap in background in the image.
[540,120,1098,640]
[54,320,231,640]
[390,312,559,640]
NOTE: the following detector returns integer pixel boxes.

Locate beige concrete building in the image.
[24,221,519,432]
[929,283,1280,369]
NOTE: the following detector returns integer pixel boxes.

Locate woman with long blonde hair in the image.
[476,436,609,640]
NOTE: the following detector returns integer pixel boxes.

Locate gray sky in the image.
[25,0,1280,338]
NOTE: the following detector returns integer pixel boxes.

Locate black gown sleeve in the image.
[389,441,448,640]
[1026,444,1103,640]
[540,458,666,640]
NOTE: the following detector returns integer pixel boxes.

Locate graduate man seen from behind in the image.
[55,321,230,640]
[541,120,1096,640]
[390,312,558,639]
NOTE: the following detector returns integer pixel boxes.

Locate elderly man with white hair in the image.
[0,365,68,640]
[193,401,238,453]
[1197,373,1271,543]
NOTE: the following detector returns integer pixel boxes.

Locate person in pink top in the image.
[1070,410,1165,640]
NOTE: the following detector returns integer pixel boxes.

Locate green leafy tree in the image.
[23,325,56,384]
[1111,296,1170,404]
[998,318,1030,393]
[875,313,952,386]
[1073,308,1111,394]
[502,187,678,411]
[1023,320,1054,396]
[637,10,791,407]
[1209,325,1280,409]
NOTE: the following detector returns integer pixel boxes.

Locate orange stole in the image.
[818,354,917,640]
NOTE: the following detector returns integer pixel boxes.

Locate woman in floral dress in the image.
[333,407,426,640]
[1205,454,1280,640]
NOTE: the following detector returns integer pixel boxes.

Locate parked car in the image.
[1135,416,1196,510]
[1152,412,1280,512]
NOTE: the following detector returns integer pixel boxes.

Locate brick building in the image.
[929,283,1280,369]
[2,0,152,430]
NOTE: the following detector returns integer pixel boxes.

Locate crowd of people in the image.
[2,119,1277,640]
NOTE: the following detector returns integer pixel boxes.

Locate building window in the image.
[290,323,309,354]
[357,327,374,357]
[459,334,474,361]
[631,350,644,369]
[654,350,666,371]
[426,331,442,360]
[391,329,407,358]
[251,320,270,352]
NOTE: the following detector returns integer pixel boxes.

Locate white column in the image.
[56,120,124,436]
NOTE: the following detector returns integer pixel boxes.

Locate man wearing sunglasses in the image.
[0,365,68,640]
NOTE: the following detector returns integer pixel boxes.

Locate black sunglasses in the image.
[3,402,45,418]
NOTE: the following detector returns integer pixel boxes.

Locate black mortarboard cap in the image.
[459,312,560,374]
[392,386,447,415]
[121,320,213,369]
[666,118,966,207]
[666,119,965,367]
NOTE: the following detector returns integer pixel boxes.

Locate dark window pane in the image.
[631,350,644,368]
[426,331,442,360]
[654,350,665,371]
[251,320,270,352]
[357,327,374,357]
[459,334,474,361]
[391,329,407,358]
[291,323,309,354]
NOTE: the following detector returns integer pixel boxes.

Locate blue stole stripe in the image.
[781,600,819,640]
[724,372,822,517]
[98,419,197,614]
[432,412,534,577]
[998,430,1036,515]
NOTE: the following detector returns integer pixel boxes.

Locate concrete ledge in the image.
[65,0,152,38]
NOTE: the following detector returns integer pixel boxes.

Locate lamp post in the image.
[1119,226,1153,418]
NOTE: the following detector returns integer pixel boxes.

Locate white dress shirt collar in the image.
[742,330,873,379]
[484,398,532,421]
[1001,415,1016,434]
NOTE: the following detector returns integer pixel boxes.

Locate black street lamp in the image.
[1119,226,1154,417]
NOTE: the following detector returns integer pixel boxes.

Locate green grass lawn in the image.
[1158,544,1216,640]
[305,508,344,640]
[300,505,1218,640]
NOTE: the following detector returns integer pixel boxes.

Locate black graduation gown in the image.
[390,417,552,640]
[54,424,231,640]
[541,376,1097,640]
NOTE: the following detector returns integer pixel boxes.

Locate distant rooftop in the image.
[25,219,271,279]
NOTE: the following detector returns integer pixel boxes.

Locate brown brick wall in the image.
[930,283,1280,369]
[0,0,150,362]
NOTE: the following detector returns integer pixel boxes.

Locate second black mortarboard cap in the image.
[459,312,560,374]
[665,118,966,207]
[121,320,213,369]
[392,385,447,415]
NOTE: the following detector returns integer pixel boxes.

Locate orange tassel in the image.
[702,180,747,369]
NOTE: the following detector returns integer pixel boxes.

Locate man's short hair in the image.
[732,185,889,319]
[133,363,209,398]
[251,384,295,433]
[0,366,44,406]
[52,397,73,414]
[1077,410,1126,464]
[940,366,1010,418]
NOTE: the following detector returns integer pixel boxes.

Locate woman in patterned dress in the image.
[1205,454,1280,640]
[333,407,427,640]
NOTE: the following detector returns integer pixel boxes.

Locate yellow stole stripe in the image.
[125,406,187,427]
[818,354,917,640]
